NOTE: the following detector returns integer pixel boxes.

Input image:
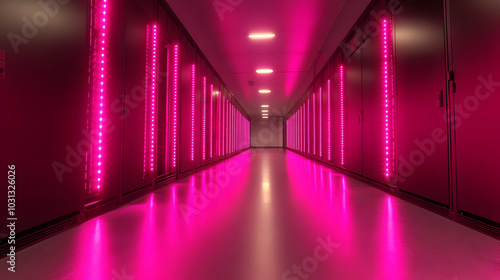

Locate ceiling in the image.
[166,0,371,118]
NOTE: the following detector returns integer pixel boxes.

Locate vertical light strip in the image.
[299,109,302,150]
[218,93,221,156]
[294,111,296,150]
[191,64,195,162]
[172,45,179,168]
[383,19,393,178]
[229,104,231,153]
[340,65,345,166]
[286,119,290,148]
[143,25,149,176]
[233,106,235,153]
[313,95,316,155]
[210,84,214,159]
[150,25,157,172]
[299,107,301,152]
[231,105,233,153]
[296,113,298,150]
[96,0,108,190]
[202,76,207,160]
[289,115,292,149]
[233,106,236,152]
[300,107,302,152]
[306,99,311,154]
[327,79,331,161]
[222,96,225,156]
[319,88,322,158]
[300,103,307,154]
[225,99,228,155]
[292,115,294,149]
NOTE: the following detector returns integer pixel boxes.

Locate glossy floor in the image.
[2,149,500,280]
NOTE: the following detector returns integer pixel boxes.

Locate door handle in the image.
[437,90,444,108]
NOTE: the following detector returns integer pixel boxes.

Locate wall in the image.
[0,0,250,244]
[285,0,500,235]
[251,116,283,147]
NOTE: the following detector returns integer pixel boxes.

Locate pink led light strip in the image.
[295,111,300,150]
[313,94,316,155]
[191,64,195,162]
[306,99,311,154]
[225,99,228,155]
[150,25,157,172]
[203,76,207,160]
[95,0,108,190]
[301,105,304,153]
[319,87,322,158]
[340,65,345,166]
[383,19,393,178]
[218,93,221,156]
[210,84,213,159]
[230,104,232,154]
[172,45,179,168]
[233,106,235,153]
[327,79,331,161]
[143,25,149,176]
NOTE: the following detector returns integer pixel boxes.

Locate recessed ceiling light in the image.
[262,114,269,116]
[263,116,269,118]
[262,110,269,113]
[249,33,275,39]
[259,89,271,94]
[261,105,269,108]
[256,69,273,74]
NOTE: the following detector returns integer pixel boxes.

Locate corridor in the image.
[2,149,500,280]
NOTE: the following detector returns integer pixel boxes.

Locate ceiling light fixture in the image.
[259,89,271,93]
[262,110,269,113]
[249,33,275,39]
[256,69,273,74]
[261,105,269,108]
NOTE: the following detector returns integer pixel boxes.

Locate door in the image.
[346,40,363,175]
[451,0,500,223]
[394,0,449,205]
